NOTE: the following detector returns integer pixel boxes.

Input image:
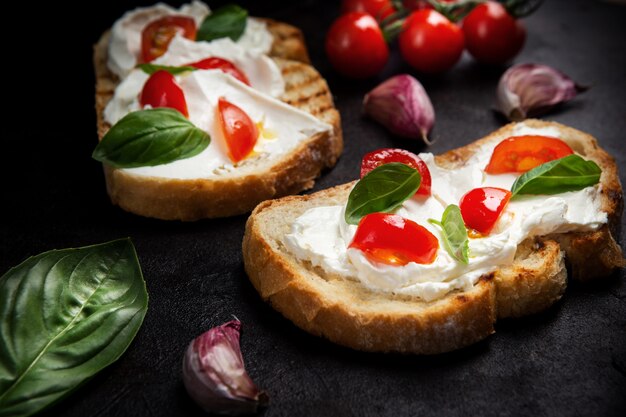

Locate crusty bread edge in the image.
[93,21,341,220]
[242,120,624,353]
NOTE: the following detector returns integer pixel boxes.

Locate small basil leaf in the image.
[197,5,248,42]
[345,163,421,225]
[428,205,469,264]
[138,63,197,76]
[0,239,148,417]
[92,108,210,168]
[511,154,601,198]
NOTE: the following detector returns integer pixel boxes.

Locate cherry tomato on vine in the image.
[360,148,432,196]
[187,57,250,85]
[217,97,259,163]
[139,70,188,117]
[141,16,197,63]
[325,12,389,78]
[462,1,526,65]
[349,213,439,266]
[459,187,511,235]
[341,0,397,21]
[398,9,464,73]
[485,135,574,174]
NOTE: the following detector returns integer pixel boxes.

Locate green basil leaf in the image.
[197,5,248,42]
[138,63,197,76]
[345,163,421,225]
[92,108,210,168]
[0,239,148,417]
[511,154,601,198]
[428,205,469,264]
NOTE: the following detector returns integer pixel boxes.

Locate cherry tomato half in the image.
[217,97,259,163]
[325,12,389,78]
[462,1,526,65]
[341,0,396,21]
[398,9,464,73]
[349,213,439,266]
[141,16,197,63]
[485,135,574,174]
[459,187,511,235]
[139,70,188,117]
[187,57,250,85]
[360,148,432,196]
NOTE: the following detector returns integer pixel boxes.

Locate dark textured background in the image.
[1,0,625,416]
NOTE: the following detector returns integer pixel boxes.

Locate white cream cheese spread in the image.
[106,70,331,179]
[107,1,273,79]
[284,124,607,301]
[104,34,285,124]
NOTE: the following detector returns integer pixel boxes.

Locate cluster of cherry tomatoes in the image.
[326,0,528,78]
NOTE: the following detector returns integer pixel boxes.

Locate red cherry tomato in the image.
[459,187,511,235]
[141,16,197,63]
[186,57,250,85]
[462,1,526,65]
[325,12,389,78]
[217,97,259,163]
[140,70,188,117]
[398,9,464,73]
[360,148,432,196]
[485,135,574,174]
[349,213,439,266]
[341,0,396,21]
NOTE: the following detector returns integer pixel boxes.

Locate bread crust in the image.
[93,21,341,220]
[242,121,624,353]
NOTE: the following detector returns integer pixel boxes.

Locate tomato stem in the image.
[497,0,544,18]
[426,0,485,23]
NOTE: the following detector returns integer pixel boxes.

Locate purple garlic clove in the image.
[182,320,268,415]
[497,63,587,121]
[363,74,435,143]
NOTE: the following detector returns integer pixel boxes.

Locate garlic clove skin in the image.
[182,320,268,416]
[363,74,435,144]
[497,63,587,121]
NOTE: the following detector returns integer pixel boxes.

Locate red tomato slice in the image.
[141,16,197,63]
[459,187,511,235]
[360,148,432,196]
[349,213,439,266]
[485,135,574,174]
[217,97,259,163]
[186,57,250,85]
[139,70,188,117]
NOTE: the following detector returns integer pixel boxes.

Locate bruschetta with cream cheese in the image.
[93,2,341,220]
[243,120,624,354]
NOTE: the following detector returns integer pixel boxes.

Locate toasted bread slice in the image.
[93,21,340,220]
[242,120,624,354]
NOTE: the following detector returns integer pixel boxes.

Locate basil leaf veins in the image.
[0,239,148,417]
[92,108,210,168]
[511,154,601,198]
[197,5,248,42]
[428,204,469,264]
[345,163,421,225]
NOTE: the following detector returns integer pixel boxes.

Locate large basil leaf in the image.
[345,163,421,225]
[428,204,469,264]
[197,5,248,42]
[92,108,210,168]
[0,239,148,417]
[511,154,601,198]
[138,63,197,76]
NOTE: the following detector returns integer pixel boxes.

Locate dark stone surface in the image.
[1,0,625,416]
